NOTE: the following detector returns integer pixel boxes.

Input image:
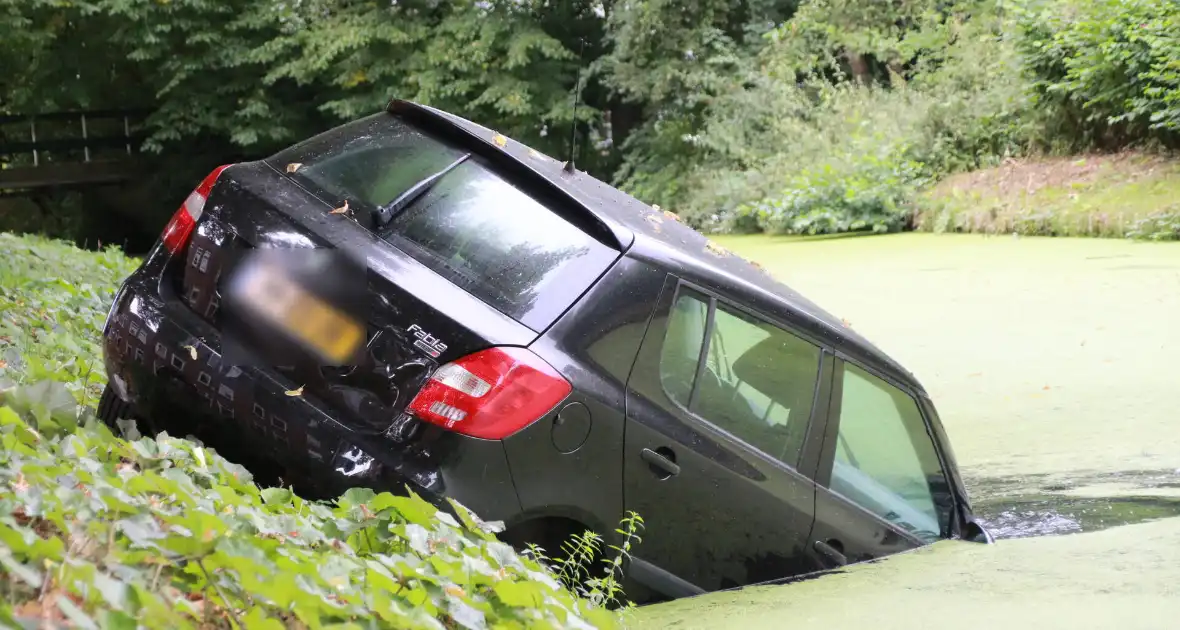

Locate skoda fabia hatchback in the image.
[100,100,992,604]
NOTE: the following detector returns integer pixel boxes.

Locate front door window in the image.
[830,363,952,542]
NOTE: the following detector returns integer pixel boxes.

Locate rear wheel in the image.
[500,517,590,566]
[96,384,133,430]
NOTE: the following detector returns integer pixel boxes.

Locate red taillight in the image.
[406,347,572,440]
[160,164,232,255]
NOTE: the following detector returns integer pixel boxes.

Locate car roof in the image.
[388,99,923,393]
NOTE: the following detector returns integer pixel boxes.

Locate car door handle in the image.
[814,540,847,566]
[640,447,680,477]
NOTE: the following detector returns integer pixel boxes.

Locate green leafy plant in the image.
[1126,209,1180,241]
[0,232,630,627]
[663,1,1039,234]
[0,233,139,406]
[733,147,927,236]
[526,512,644,611]
[0,379,621,629]
[1015,0,1180,150]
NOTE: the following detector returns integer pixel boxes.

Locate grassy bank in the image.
[915,154,1180,239]
[0,233,622,628]
[0,232,138,405]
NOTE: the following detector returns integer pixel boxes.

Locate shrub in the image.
[1126,209,1180,241]
[682,78,930,233]
[1016,0,1180,150]
[732,134,928,235]
[0,232,627,627]
[646,0,1180,237]
[906,3,1036,173]
[677,1,1037,235]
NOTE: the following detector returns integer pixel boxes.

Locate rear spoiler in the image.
[386,99,633,253]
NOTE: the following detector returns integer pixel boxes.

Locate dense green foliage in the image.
[0,233,138,406]
[0,234,630,627]
[0,380,620,628]
[2,0,1177,243]
[656,0,1178,235]
[1016,0,1180,151]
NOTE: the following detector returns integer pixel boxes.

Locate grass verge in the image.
[914,153,1180,239]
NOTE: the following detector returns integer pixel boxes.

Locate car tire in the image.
[96,384,132,430]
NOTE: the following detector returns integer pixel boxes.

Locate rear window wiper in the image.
[373,153,471,229]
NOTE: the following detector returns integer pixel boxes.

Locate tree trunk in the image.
[844,50,871,85]
[608,99,644,153]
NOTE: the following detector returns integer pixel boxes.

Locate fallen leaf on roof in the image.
[285,385,305,397]
[182,344,198,361]
[285,163,302,173]
[527,148,545,160]
[841,318,852,328]
[492,133,508,148]
[0,360,7,369]
[329,200,351,215]
[652,204,661,212]
[663,210,681,222]
[704,240,729,257]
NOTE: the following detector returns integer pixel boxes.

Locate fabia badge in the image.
[408,324,448,358]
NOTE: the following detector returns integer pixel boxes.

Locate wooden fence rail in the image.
[0,109,150,192]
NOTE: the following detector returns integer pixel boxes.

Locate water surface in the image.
[633,516,1180,630]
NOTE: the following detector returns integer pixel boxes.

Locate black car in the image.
[99,99,992,604]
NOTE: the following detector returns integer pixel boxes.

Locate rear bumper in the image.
[101,247,523,519]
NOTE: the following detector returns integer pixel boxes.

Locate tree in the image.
[596,0,799,208]
[763,0,969,84]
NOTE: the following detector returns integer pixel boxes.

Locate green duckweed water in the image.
[636,234,1180,628]
[634,516,1180,630]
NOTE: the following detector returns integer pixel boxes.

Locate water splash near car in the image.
[968,467,1180,539]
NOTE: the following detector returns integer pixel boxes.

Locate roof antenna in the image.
[563,38,586,174]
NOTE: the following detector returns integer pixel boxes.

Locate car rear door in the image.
[807,356,959,570]
[621,278,833,597]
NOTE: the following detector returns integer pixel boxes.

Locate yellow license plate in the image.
[234,264,364,364]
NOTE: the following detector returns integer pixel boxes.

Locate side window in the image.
[659,288,822,467]
[829,363,952,542]
[659,289,709,407]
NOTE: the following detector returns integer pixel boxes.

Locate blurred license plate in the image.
[231,263,364,364]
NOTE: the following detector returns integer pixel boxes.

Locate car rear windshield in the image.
[266,113,619,330]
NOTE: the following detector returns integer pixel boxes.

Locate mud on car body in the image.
[100,100,992,604]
